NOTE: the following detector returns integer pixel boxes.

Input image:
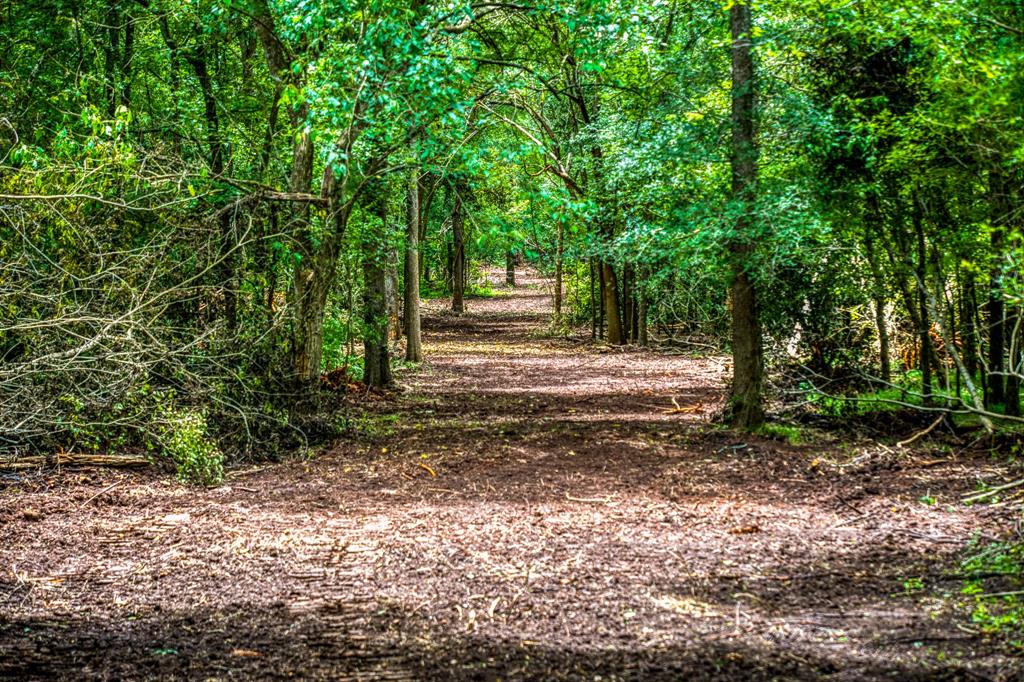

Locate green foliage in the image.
[960,539,1024,648]
[152,406,225,487]
[757,423,806,446]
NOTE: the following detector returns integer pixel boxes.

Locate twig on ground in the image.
[80,480,121,507]
[962,479,1024,504]
[897,415,945,448]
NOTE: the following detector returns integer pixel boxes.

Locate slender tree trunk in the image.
[913,194,933,403]
[1008,306,1021,416]
[601,262,623,344]
[554,221,564,321]
[363,190,393,389]
[103,4,119,118]
[386,248,401,342]
[590,258,597,340]
[988,169,1007,408]
[404,168,423,362]
[622,262,634,342]
[962,271,979,379]
[864,208,891,382]
[120,10,134,111]
[291,205,349,390]
[451,182,466,314]
[638,268,649,346]
[419,174,433,282]
[726,0,764,429]
[506,250,516,287]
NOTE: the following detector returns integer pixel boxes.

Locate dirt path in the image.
[1,270,1020,680]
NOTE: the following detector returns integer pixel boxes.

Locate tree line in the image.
[1,0,1021,478]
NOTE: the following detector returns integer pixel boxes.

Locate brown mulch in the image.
[1,270,1022,681]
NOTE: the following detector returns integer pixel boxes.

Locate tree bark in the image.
[601,262,623,344]
[451,181,466,314]
[987,168,1007,408]
[554,221,564,321]
[386,247,401,342]
[864,202,891,382]
[912,193,933,403]
[506,250,516,287]
[726,0,765,429]
[363,189,393,389]
[404,168,423,362]
[962,271,979,379]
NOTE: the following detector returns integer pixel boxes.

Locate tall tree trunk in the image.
[912,193,933,403]
[451,181,466,314]
[590,258,598,340]
[601,262,623,344]
[554,221,564,321]
[291,203,349,391]
[404,168,423,362]
[1009,172,1022,416]
[251,0,323,393]
[638,267,649,346]
[726,0,765,429]
[622,262,634,342]
[120,9,134,111]
[419,174,433,282]
[506,250,516,287]
[962,270,979,379]
[864,205,891,382]
[1008,306,1021,416]
[103,4,119,118]
[987,168,1007,408]
[363,190,393,389]
[386,248,401,342]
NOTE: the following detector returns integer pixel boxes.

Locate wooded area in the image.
[1,0,1023,678]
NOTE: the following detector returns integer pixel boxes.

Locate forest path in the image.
[0,268,1019,680]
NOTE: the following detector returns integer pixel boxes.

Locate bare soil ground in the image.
[2,270,1022,680]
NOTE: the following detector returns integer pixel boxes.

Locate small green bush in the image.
[153,407,224,486]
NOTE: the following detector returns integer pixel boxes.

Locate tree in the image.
[726,0,765,429]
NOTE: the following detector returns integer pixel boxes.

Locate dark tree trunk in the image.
[987,169,1007,408]
[363,190,393,389]
[554,222,564,321]
[601,261,623,344]
[864,204,891,382]
[103,4,119,117]
[451,181,466,314]
[1008,305,1021,416]
[912,194,933,403]
[120,10,134,111]
[386,247,401,342]
[962,271,979,379]
[726,0,764,429]
[590,258,598,340]
[404,168,423,362]
[622,262,634,342]
[506,250,516,287]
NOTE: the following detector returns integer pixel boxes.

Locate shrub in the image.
[153,407,225,486]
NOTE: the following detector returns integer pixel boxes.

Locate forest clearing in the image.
[2,272,1021,680]
[2,0,1024,679]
